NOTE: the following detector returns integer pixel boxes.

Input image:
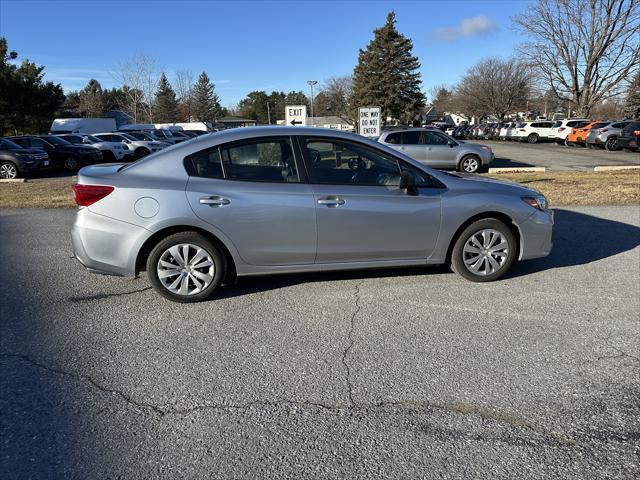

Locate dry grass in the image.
[483,170,640,206]
[0,171,638,208]
[0,177,76,208]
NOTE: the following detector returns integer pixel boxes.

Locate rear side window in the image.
[221,138,299,183]
[186,148,223,179]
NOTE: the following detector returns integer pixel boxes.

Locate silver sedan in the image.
[71,127,552,302]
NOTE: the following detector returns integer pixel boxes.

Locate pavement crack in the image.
[341,280,362,407]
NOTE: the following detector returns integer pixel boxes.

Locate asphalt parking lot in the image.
[1,207,639,479]
[484,140,640,171]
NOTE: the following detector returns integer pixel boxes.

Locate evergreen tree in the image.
[78,79,104,117]
[154,72,178,122]
[624,70,640,119]
[192,71,222,123]
[351,12,424,124]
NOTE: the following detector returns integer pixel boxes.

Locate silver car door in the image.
[398,130,428,163]
[300,136,441,263]
[425,131,458,168]
[185,137,317,266]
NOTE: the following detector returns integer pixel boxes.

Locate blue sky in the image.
[0,0,532,106]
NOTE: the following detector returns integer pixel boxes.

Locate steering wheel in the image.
[308,148,322,166]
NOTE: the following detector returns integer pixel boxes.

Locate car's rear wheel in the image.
[134,147,150,159]
[63,156,79,172]
[527,133,539,144]
[0,161,19,179]
[459,155,480,173]
[147,232,226,303]
[450,219,517,282]
[604,136,618,151]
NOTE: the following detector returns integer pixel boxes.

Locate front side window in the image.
[220,137,299,183]
[402,131,424,145]
[302,138,401,186]
[423,131,449,145]
[63,135,83,144]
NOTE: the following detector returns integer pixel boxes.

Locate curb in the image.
[593,166,640,172]
[0,178,26,183]
[488,167,546,173]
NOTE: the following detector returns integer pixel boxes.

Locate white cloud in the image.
[431,15,497,42]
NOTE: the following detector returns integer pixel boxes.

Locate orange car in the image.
[566,121,606,146]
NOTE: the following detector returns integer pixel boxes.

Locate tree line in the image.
[1,0,638,135]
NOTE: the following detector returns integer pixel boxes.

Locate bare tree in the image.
[428,84,457,114]
[112,53,161,122]
[514,0,640,117]
[455,58,530,119]
[174,69,194,122]
[321,75,354,123]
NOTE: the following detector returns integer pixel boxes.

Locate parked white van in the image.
[50,118,117,135]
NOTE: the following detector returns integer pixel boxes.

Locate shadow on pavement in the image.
[488,157,537,169]
[219,208,639,298]
[510,208,640,276]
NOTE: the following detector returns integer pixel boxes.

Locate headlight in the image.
[522,195,549,211]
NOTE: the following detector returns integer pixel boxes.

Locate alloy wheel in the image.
[461,156,479,173]
[605,137,618,151]
[462,229,509,276]
[64,157,78,171]
[157,243,215,296]
[0,162,18,179]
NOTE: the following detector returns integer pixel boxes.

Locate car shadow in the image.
[216,208,639,299]
[509,208,640,276]
[489,157,537,169]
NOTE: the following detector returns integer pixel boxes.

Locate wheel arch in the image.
[135,225,237,282]
[457,153,481,171]
[446,211,522,263]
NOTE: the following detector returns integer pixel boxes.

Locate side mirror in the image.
[448,140,456,148]
[399,171,418,196]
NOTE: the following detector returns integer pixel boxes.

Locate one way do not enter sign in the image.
[285,105,307,126]
[358,106,381,138]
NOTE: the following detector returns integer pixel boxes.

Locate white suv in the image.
[55,134,128,162]
[512,121,555,144]
[93,132,166,159]
[550,119,590,146]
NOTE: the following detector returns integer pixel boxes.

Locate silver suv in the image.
[378,128,494,173]
[585,121,631,151]
[71,127,552,302]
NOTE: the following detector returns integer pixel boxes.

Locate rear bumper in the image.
[519,209,554,260]
[71,208,150,276]
[618,138,638,150]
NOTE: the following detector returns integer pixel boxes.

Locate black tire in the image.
[527,133,539,144]
[134,147,150,159]
[102,150,116,162]
[604,137,618,151]
[0,160,19,179]
[450,218,517,282]
[564,138,571,147]
[458,154,481,173]
[63,156,79,172]
[147,231,226,303]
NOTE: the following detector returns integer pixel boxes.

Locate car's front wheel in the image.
[147,232,226,303]
[450,219,517,282]
[63,156,79,172]
[527,133,539,144]
[459,155,481,173]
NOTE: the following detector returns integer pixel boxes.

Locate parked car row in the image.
[0,127,211,179]
[449,119,639,152]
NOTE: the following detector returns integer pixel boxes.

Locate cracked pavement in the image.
[1,206,639,479]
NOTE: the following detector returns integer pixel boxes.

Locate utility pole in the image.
[307,80,317,126]
[266,101,271,125]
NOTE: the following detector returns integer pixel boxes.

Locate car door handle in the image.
[317,197,345,207]
[199,196,230,207]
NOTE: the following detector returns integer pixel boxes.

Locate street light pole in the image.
[307,80,317,126]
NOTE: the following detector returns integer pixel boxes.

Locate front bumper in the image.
[519,209,554,260]
[71,208,150,276]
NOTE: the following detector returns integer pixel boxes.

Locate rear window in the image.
[552,121,562,127]
[186,148,224,179]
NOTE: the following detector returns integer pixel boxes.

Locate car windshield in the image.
[83,135,102,143]
[40,135,70,145]
[61,135,84,144]
[0,138,22,149]
[126,132,152,141]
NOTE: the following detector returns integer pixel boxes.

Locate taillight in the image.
[72,184,114,207]
[558,127,565,132]
[633,130,640,137]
